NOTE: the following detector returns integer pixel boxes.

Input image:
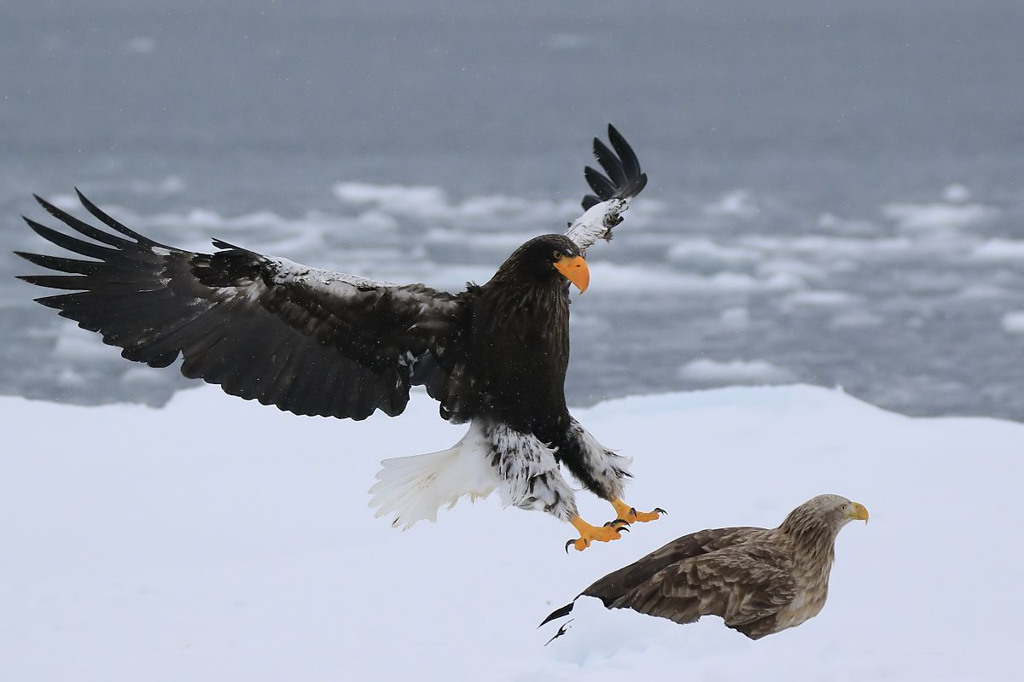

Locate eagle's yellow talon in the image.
[568,515,624,552]
[611,498,664,524]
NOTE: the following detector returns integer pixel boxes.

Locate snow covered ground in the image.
[2,384,1021,681]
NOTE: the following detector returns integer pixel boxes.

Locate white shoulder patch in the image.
[564,197,629,255]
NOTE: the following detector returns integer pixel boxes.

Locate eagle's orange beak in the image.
[554,255,590,293]
[848,501,869,523]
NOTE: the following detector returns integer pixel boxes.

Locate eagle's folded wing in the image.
[598,544,797,638]
[16,191,463,420]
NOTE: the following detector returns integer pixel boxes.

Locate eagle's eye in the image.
[552,249,563,260]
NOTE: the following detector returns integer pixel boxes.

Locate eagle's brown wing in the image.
[606,542,798,639]
[578,527,761,597]
[542,526,763,626]
[16,191,465,420]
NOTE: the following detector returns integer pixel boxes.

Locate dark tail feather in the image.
[539,601,576,628]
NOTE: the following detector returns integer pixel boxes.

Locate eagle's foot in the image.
[611,498,666,524]
[565,516,629,553]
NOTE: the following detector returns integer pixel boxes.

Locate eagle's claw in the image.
[567,516,627,552]
[611,499,665,525]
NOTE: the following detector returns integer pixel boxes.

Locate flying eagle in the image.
[16,125,660,551]
[542,494,868,637]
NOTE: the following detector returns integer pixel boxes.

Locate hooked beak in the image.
[848,501,869,523]
[553,255,590,293]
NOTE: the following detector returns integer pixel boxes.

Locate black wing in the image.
[16,191,464,420]
[580,124,648,211]
[566,125,648,254]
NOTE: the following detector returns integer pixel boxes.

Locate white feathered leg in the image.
[484,422,579,522]
[559,417,633,501]
[558,417,665,531]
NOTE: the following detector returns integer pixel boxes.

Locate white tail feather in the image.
[368,425,499,529]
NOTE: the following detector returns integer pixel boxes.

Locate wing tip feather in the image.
[580,124,646,209]
[539,601,576,628]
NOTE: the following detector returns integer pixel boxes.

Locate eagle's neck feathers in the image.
[780,505,841,566]
[772,505,844,629]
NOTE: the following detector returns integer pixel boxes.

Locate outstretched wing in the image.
[16,191,464,420]
[565,124,648,255]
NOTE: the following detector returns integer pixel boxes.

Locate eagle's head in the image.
[493,234,590,293]
[780,494,869,549]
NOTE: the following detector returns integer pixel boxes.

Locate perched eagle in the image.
[17,125,660,551]
[542,494,868,637]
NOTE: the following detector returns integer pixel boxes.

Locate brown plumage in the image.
[542,494,868,639]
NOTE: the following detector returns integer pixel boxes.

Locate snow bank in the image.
[2,385,1021,681]
[882,201,998,232]
[678,358,797,385]
[1000,311,1024,334]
